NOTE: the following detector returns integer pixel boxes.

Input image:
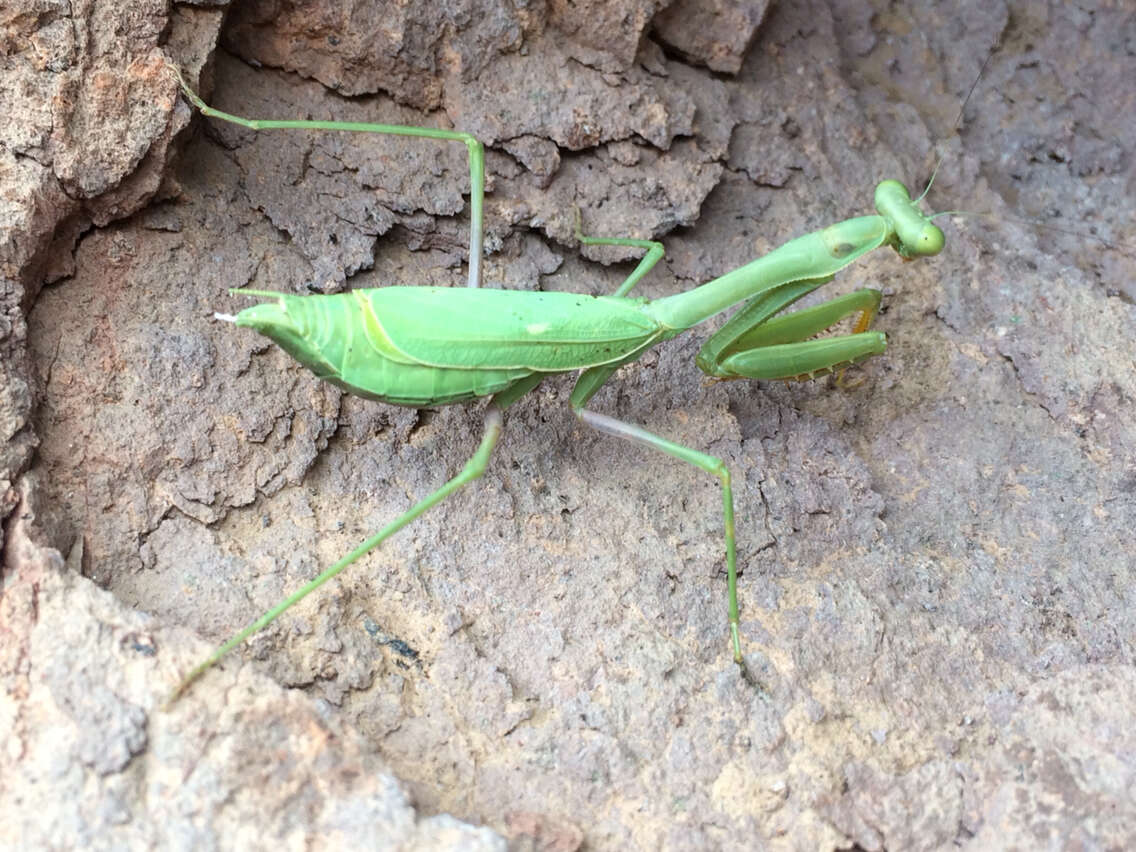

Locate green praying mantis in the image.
[166,66,949,702]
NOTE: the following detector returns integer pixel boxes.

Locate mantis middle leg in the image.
[564,222,742,656]
[574,210,665,298]
[568,368,741,662]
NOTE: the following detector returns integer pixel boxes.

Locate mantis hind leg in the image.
[569,381,742,662]
[169,65,487,288]
[167,406,505,705]
[574,209,665,298]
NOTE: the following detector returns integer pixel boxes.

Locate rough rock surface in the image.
[3,0,1134,849]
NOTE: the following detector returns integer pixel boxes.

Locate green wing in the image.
[357,287,664,371]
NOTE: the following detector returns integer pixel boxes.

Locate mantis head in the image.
[874,179,945,260]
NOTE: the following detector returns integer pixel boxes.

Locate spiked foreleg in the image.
[698,288,886,382]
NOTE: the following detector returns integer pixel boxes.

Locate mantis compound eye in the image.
[907,221,946,257]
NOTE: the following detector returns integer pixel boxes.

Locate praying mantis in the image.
[166,66,950,702]
[10,0,1102,840]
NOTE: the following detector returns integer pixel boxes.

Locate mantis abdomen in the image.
[232,286,670,407]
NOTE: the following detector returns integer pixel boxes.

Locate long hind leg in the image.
[168,406,506,704]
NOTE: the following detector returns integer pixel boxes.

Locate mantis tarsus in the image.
[167,66,947,703]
